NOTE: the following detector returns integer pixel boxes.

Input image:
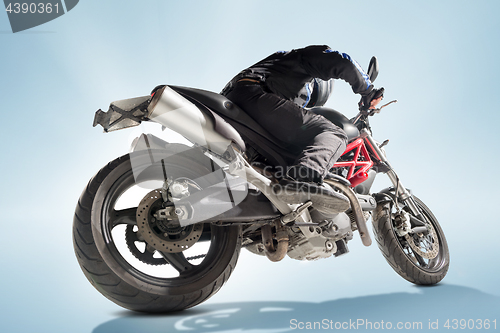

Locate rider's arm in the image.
[298,45,373,96]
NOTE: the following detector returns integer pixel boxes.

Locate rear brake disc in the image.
[136,189,203,254]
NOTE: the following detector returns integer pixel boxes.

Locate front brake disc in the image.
[404,223,439,259]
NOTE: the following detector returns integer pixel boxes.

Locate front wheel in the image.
[73,147,241,312]
[372,195,449,285]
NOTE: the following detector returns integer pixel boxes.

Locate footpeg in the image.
[281,201,316,225]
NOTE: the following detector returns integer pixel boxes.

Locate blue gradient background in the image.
[1,1,499,332]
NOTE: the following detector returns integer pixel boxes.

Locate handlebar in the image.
[367,99,398,116]
[352,99,398,126]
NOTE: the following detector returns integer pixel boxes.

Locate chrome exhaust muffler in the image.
[148,86,233,156]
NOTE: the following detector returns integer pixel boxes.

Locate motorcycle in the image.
[73,57,449,312]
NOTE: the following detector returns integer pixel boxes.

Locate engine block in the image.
[287,212,353,261]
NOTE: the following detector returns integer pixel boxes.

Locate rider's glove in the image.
[358,87,385,111]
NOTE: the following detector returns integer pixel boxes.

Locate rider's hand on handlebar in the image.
[359,87,385,111]
[369,95,383,109]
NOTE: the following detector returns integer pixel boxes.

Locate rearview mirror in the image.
[367,56,379,83]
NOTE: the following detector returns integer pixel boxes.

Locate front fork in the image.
[361,129,423,218]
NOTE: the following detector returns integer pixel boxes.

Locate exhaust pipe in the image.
[148,86,233,156]
[261,220,289,262]
[324,179,372,246]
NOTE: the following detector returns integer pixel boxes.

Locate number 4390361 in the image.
[444,319,497,330]
[5,3,60,14]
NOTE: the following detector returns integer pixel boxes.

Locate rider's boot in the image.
[273,166,350,214]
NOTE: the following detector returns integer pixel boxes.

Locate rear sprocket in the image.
[125,225,167,266]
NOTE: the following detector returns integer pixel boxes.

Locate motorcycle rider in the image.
[222,45,384,214]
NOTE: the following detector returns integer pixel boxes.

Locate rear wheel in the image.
[372,195,449,285]
[73,148,241,312]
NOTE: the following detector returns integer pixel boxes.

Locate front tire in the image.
[73,148,241,312]
[372,195,449,285]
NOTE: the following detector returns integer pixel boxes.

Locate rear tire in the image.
[73,148,241,312]
[372,196,449,285]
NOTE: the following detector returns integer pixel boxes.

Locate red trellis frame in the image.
[332,138,374,187]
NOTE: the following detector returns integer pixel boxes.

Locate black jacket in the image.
[223,45,373,106]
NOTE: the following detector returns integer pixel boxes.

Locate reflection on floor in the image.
[93,284,499,332]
